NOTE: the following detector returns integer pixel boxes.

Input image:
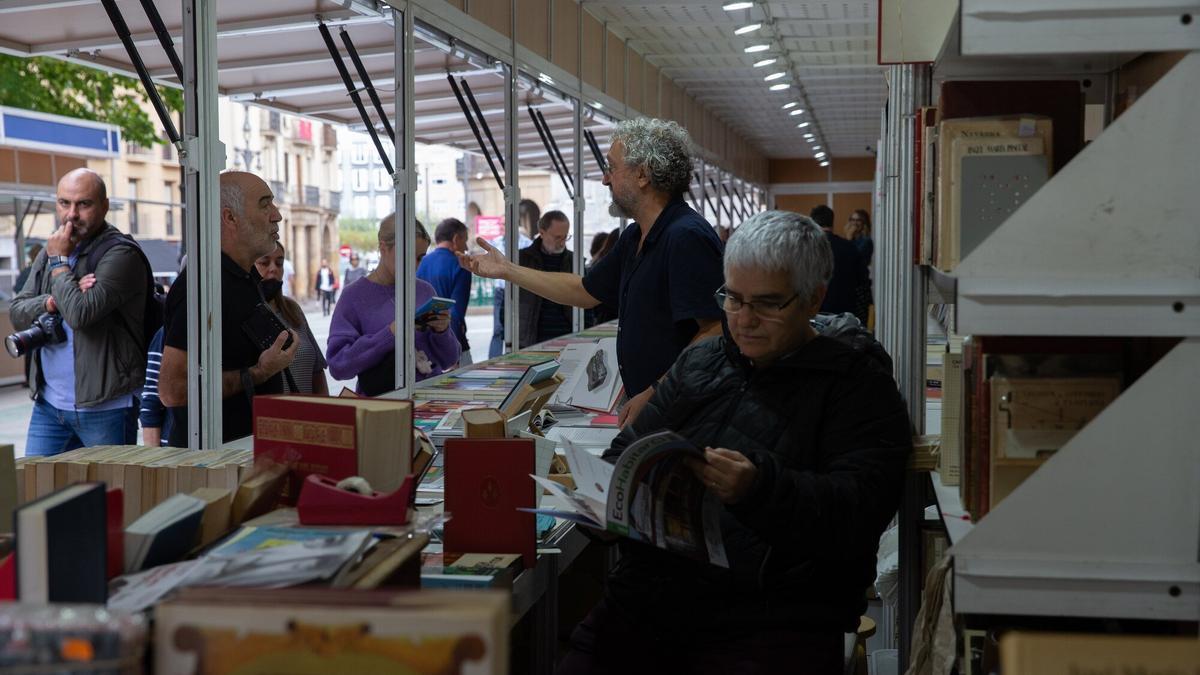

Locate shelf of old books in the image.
[911,3,1200,635]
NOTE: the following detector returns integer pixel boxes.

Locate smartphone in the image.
[414,296,455,322]
[241,303,295,352]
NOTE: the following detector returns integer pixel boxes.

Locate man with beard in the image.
[516,210,575,349]
[158,171,298,445]
[11,169,149,455]
[457,118,724,427]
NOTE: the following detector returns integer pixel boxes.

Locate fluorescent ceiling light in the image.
[734,23,762,35]
[819,160,830,166]
[797,121,810,128]
[538,73,554,85]
[812,145,822,150]
[815,152,827,158]
[722,2,754,10]
[769,83,790,91]
[781,102,798,110]
[763,72,786,82]
[753,58,776,68]
[788,108,804,116]
[744,44,770,53]
[590,101,603,109]
[804,134,815,139]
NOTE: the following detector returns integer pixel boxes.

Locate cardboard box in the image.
[999,631,1200,673]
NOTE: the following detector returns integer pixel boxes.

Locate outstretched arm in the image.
[458,237,601,309]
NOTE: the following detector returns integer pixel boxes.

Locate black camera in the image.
[5,312,67,358]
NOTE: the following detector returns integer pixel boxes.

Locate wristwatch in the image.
[47,255,69,269]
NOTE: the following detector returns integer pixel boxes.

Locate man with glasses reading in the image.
[458,118,725,426]
[557,210,911,674]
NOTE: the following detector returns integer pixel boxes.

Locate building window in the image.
[164,182,175,237]
[283,152,290,184]
[374,169,390,191]
[127,179,139,235]
[352,169,369,192]
[353,195,370,219]
[352,143,368,164]
[374,194,392,217]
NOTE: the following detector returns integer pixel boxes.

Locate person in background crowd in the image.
[845,209,874,326]
[417,217,473,366]
[256,241,328,396]
[327,216,459,394]
[557,211,911,675]
[583,231,611,328]
[488,198,539,358]
[518,210,575,348]
[13,243,43,293]
[10,169,148,455]
[846,209,873,263]
[15,242,45,388]
[159,171,298,446]
[281,256,294,297]
[343,252,367,288]
[587,231,609,272]
[315,259,338,316]
[810,204,870,325]
[139,326,169,446]
[458,117,725,428]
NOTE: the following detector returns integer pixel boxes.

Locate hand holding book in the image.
[684,447,758,505]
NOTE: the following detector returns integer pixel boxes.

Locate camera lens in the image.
[5,334,25,358]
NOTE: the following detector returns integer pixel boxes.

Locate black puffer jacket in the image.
[601,330,911,639]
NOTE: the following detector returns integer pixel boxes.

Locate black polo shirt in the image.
[582,198,725,397]
[163,253,284,446]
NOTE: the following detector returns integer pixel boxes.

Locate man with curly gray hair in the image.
[459,117,724,426]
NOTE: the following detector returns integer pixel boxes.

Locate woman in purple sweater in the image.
[327,215,460,394]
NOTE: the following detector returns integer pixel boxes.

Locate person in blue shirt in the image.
[417,217,473,366]
[458,117,725,427]
[138,326,170,446]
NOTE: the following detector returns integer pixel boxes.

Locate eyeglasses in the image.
[714,286,800,321]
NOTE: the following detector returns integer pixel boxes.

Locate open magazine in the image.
[530,431,728,567]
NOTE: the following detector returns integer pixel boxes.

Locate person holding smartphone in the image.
[327,215,460,395]
[158,172,298,445]
[255,241,328,395]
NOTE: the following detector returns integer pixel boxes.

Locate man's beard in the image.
[608,200,631,219]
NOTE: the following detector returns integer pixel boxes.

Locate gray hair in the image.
[612,117,694,198]
[219,178,245,220]
[724,210,833,302]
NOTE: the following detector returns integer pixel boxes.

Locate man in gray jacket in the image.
[10,169,147,456]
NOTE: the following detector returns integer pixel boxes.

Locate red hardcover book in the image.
[254,396,413,496]
[255,398,359,483]
[0,554,13,600]
[443,438,536,569]
[107,488,124,580]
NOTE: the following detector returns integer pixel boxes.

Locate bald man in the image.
[11,169,149,456]
[158,171,298,445]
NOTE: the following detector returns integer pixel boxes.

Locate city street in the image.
[0,298,494,458]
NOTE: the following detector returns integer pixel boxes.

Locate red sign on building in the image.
[475,215,505,240]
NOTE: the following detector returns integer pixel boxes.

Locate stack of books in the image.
[16,446,251,526]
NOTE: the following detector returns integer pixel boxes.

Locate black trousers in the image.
[556,598,844,675]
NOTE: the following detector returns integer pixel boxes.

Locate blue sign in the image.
[0,106,121,158]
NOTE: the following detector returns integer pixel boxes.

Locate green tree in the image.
[336,212,433,254]
[0,54,183,147]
